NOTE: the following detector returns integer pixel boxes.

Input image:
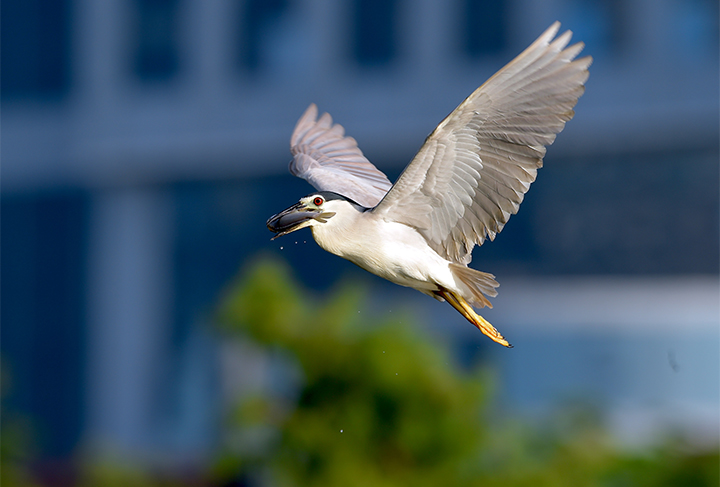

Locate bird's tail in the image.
[449,263,499,309]
[441,264,510,347]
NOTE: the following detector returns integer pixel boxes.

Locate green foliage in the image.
[215,255,719,487]
[1,363,42,487]
[0,412,42,487]
[78,462,170,487]
[216,255,490,486]
[3,254,716,486]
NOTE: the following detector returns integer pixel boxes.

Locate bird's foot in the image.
[437,288,513,348]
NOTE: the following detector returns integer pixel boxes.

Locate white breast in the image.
[311,209,455,292]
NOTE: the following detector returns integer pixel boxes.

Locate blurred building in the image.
[2,0,718,470]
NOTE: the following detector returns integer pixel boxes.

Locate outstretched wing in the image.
[372,22,591,264]
[289,104,393,208]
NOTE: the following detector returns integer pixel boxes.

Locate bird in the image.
[267,22,591,347]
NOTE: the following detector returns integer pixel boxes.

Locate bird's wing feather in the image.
[289,104,393,208]
[372,22,591,264]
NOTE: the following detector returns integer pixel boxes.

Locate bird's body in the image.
[267,23,591,346]
[310,200,455,295]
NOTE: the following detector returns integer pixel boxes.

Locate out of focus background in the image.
[2,0,718,485]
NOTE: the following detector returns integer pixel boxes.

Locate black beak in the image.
[266,202,321,240]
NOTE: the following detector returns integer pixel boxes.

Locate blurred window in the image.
[352,0,398,66]
[462,0,508,57]
[1,192,88,458]
[133,0,181,81]
[238,0,290,71]
[672,0,719,61]
[0,0,71,99]
[560,0,625,58]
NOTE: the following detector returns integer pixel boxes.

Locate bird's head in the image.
[266,191,363,240]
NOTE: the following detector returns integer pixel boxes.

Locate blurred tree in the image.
[216,254,491,486]
[2,254,716,486]
[214,255,719,487]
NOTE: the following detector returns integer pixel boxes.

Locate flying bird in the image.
[267,22,591,347]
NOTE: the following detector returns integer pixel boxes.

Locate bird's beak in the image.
[266,202,334,240]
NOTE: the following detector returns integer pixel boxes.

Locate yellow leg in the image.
[437,289,512,348]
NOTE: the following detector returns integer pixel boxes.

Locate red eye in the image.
[313,197,324,206]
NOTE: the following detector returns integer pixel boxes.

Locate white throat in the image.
[310,201,365,257]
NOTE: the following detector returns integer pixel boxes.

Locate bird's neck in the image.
[310,208,365,258]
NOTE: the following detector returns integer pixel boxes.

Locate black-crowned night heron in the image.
[267,22,591,347]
